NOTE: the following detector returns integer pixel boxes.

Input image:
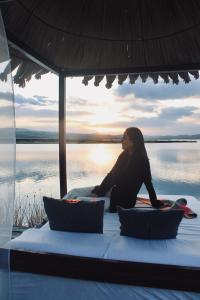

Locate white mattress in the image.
[9,194,200,268]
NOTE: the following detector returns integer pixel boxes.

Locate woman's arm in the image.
[144,158,163,208]
[144,178,162,208]
[92,172,113,196]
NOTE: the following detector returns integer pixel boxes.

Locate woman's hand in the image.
[156,200,172,209]
[90,185,99,196]
[152,200,165,209]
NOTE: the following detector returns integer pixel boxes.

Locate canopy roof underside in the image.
[1,0,200,87]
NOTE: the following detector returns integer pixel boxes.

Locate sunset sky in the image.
[13,73,200,136]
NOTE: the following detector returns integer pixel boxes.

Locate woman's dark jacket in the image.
[92,150,162,211]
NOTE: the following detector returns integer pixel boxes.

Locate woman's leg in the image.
[109,186,118,212]
[110,186,137,212]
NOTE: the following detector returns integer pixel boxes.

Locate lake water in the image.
[14,141,200,206]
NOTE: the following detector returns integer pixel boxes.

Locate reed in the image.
[13,193,46,227]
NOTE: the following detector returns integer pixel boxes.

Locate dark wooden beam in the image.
[6,31,60,74]
[64,64,200,77]
[59,73,67,198]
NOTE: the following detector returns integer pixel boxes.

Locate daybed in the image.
[9,193,200,298]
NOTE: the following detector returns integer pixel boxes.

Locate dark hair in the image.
[125,127,148,158]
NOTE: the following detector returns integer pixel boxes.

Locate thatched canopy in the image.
[1,0,200,87]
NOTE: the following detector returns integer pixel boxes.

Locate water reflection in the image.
[145,142,200,184]
[0,142,199,205]
[89,144,113,165]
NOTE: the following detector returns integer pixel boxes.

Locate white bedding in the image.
[10,194,200,267]
[10,271,200,300]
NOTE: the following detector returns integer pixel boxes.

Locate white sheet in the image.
[9,194,200,267]
[10,271,200,300]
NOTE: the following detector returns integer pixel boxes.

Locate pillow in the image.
[117,207,184,239]
[73,196,110,212]
[43,196,104,233]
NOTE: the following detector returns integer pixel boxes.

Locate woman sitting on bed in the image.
[91,127,164,212]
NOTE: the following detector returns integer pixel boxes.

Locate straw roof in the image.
[1,0,200,87]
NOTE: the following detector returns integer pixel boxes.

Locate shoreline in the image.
[16,139,198,144]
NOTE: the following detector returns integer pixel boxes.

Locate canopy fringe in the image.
[159,73,170,84]
[140,74,148,83]
[178,72,191,83]
[35,69,49,79]
[82,75,93,86]
[168,73,179,85]
[189,70,199,79]
[118,74,128,85]
[129,74,139,84]
[1,56,200,88]
[94,75,104,86]
[149,73,159,84]
[105,75,116,89]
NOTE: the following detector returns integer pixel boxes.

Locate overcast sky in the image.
[12,72,200,136]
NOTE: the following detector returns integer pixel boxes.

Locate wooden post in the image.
[59,73,67,198]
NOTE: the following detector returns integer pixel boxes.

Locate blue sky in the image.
[13,73,200,136]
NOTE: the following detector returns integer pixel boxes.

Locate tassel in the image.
[105,75,116,89]
[149,73,159,84]
[94,75,104,86]
[189,70,199,80]
[159,73,169,84]
[118,74,128,85]
[140,73,148,83]
[168,73,179,85]
[129,74,139,84]
[35,69,49,80]
[82,76,93,86]
[178,72,191,83]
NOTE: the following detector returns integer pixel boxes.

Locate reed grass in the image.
[13,192,46,228]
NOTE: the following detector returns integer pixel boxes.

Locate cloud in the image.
[66,110,94,117]
[158,106,197,121]
[68,96,88,106]
[33,119,58,124]
[125,106,198,129]
[121,99,156,113]
[15,107,58,118]
[0,105,14,116]
[67,96,97,109]
[115,78,200,100]
[33,95,48,100]
[0,91,13,102]
[85,106,200,134]
[16,94,57,106]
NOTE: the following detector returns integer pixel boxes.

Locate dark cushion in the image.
[43,197,104,233]
[117,207,184,239]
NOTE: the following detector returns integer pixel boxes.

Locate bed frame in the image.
[10,249,200,292]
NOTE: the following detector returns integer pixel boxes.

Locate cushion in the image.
[117,207,184,239]
[62,186,95,199]
[62,187,110,212]
[43,196,104,233]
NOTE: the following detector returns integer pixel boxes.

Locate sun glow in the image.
[89,112,116,125]
[96,127,113,134]
[89,145,112,165]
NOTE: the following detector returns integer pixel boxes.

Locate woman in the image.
[92,127,163,212]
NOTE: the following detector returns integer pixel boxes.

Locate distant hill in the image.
[15,129,120,141]
[145,134,200,140]
[14,129,200,142]
[16,128,58,140]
